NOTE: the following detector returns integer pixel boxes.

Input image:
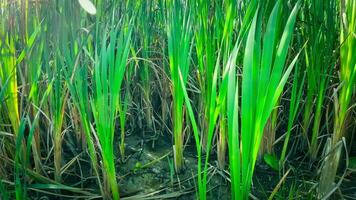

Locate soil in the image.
[117,133,230,200]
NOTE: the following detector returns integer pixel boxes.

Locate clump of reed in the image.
[165,0,193,172]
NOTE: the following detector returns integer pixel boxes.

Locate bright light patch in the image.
[78,0,96,15]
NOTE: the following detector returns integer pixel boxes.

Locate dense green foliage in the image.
[0,0,355,199]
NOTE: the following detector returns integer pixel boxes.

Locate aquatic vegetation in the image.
[0,0,355,200]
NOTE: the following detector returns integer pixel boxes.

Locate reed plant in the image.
[64,50,104,195]
[179,0,256,197]
[1,0,355,199]
[319,0,356,197]
[194,0,222,154]
[0,2,40,168]
[58,4,104,195]
[91,19,132,200]
[333,0,355,143]
[193,1,236,166]
[25,3,46,172]
[166,0,192,172]
[41,2,68,182]
[15,85,52,199]
[193,0,263,170]
[301,0,338,159]
[175,0,257,198]
[226,1,300,198]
